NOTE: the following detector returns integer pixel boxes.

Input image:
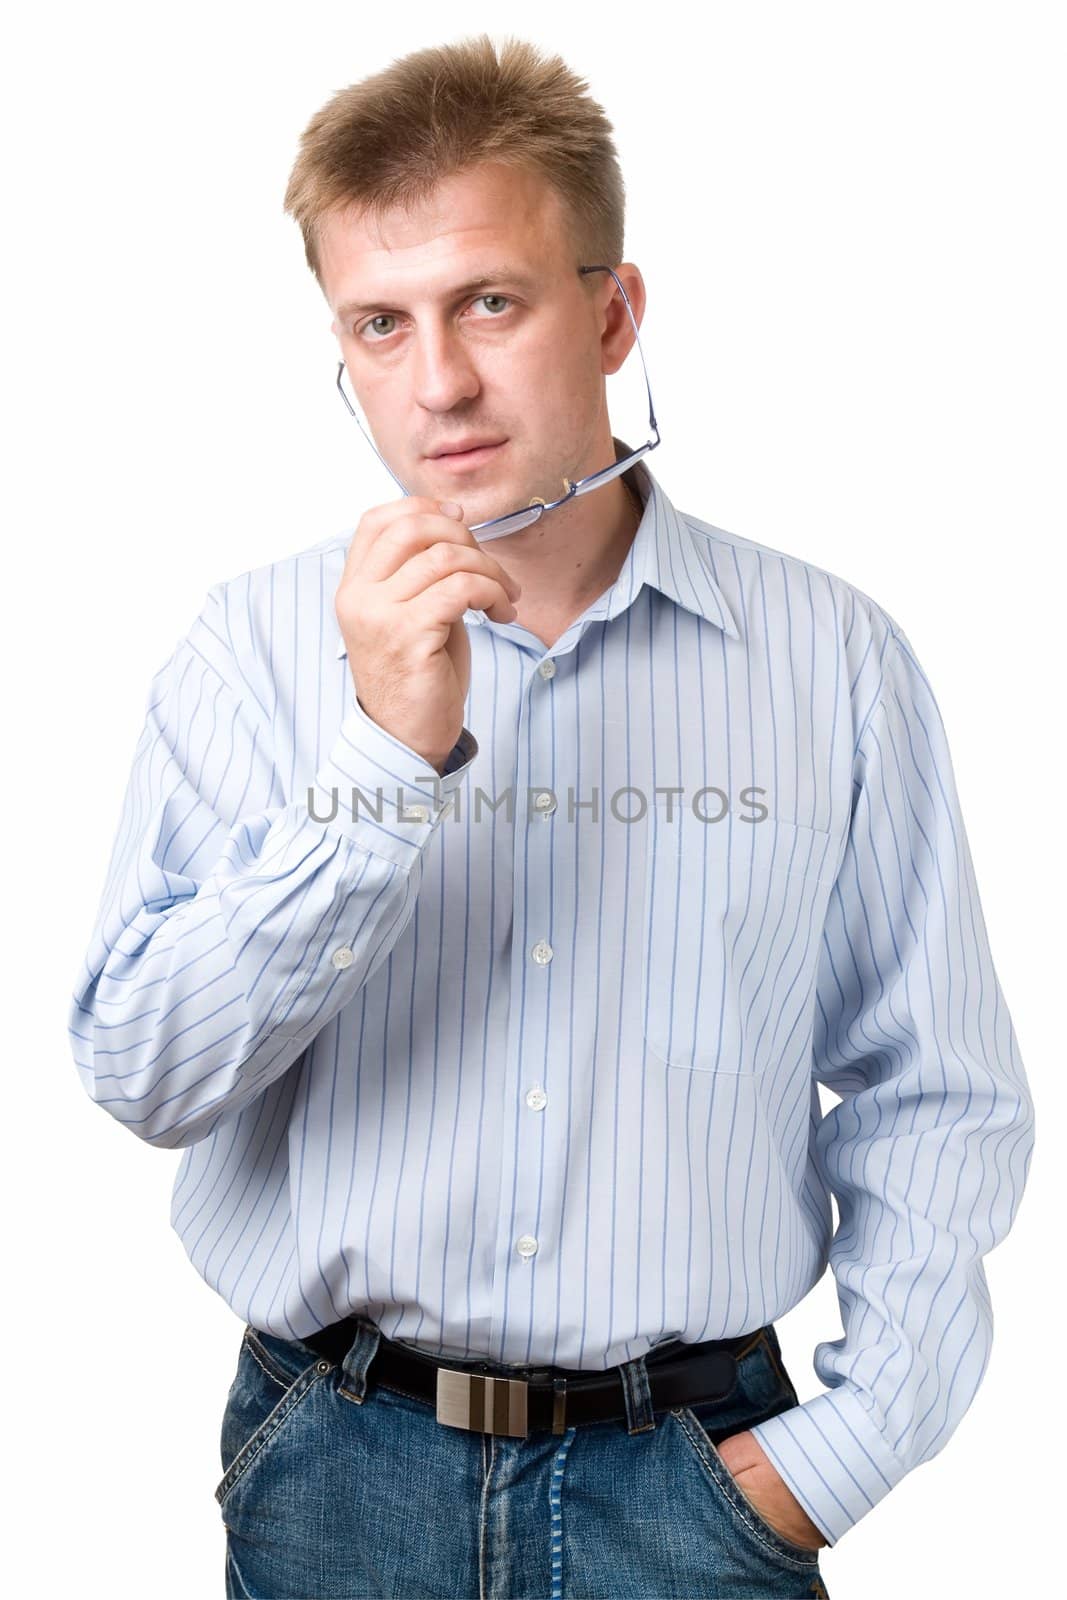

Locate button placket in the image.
[492,652,560,1331]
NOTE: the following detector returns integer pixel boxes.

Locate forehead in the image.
[318,162,571,307]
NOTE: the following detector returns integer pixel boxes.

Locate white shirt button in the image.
[331,946,355,969]
[516,1234,539,1259]
[400,803,429,823]
[531,940,553,965]
[526,1085,547,1111]
[533,791,556,816]
[537,659,556,679]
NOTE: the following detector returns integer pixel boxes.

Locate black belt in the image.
[302,1318,766,1438]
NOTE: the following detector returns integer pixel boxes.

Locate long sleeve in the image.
[747,623,1036,1545]
[68,585,478,1151]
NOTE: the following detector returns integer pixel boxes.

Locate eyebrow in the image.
[335,267,540,322]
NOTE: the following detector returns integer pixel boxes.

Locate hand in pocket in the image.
[716,1429,827,1551]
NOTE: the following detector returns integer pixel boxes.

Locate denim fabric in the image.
[216,1317,831,1599]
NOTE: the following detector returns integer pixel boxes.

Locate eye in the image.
[358,313,399,342]
[355,294,513,342]
[471,293,512,317]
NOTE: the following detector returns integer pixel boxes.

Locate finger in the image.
[355,508,477,584]
[410,570,519,629]
[383,540,522,606]
[361,511,521,600]
[342,497,456,577]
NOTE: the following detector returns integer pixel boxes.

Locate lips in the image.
[429,438,506,457]
[428,440,507,471]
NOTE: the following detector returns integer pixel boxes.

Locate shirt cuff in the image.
[306,695,479,870]
[747,1384,908,1547]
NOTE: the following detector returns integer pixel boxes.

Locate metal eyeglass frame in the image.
[334,263,660,543]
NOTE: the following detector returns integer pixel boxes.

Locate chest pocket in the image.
[641,799,838,1073]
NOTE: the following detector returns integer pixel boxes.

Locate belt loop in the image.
[337,1317,382,1405]
[551,1376,568,1435]
[618,1351,656,1434]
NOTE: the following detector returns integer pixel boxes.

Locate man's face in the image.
[320,161,626,526]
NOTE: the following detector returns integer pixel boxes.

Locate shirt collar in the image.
[335,437,739,658]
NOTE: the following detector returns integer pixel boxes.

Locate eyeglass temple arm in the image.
[334,362,411,495]
[577,264,659,439]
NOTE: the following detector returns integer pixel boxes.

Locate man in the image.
[69,33,1034,1600]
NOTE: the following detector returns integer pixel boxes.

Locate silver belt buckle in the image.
[435,1366,569,1437]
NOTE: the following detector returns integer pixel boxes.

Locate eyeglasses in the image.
[334,263,660,544]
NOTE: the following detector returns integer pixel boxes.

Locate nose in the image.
[411,321,481,414]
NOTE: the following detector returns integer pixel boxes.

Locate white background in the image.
[4,3,1062,1596]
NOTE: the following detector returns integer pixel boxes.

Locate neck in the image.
[494,472,644,649]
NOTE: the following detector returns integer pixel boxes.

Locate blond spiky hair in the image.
[282,32,626,286]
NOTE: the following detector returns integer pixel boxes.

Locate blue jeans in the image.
[216,1317,832,1599]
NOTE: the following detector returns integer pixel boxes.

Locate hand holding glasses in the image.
[335,263,660,543]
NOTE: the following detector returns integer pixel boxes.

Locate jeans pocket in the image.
[214,1325,334,1510]
[672,1330,825,1572]
[641,799,836,1072]
[678,1401,825,1570]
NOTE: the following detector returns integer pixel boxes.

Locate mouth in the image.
[427,439,507,471]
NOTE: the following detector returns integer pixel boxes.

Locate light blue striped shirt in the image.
[69,441,1034,1545]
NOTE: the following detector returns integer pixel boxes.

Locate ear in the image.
[602,264,646,378]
